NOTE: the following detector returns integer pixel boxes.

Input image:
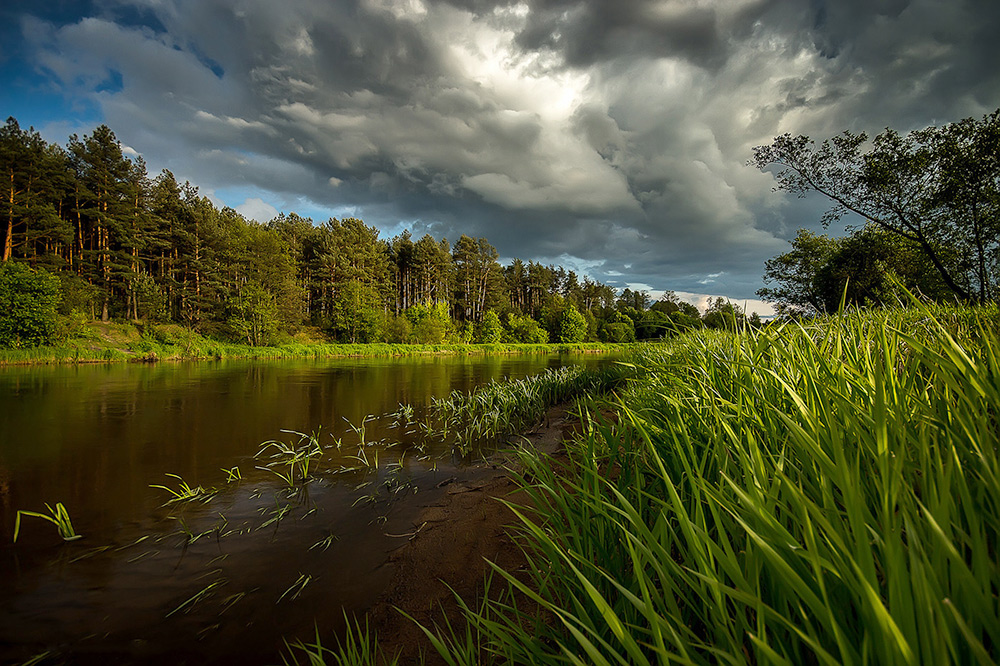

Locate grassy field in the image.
[0,321,625,365]
[297,302,999,665]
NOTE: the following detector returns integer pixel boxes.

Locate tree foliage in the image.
[601,311,636,343]
[506,313,549,344]
[228,281,278,346]
[478,309,504,344]
[758,229,839,317]
[758,225,955,316]
[752,108,1000,304]
[558,304,588,343]
[0,261,61,347]
[405,301,452,344]
[1,115,737,346]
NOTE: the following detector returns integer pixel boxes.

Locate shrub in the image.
[384,314,412,343]
[477,309,504,344]
[506,313,549,343]
[558,304,587,343]
[406,301,452,344]
[600,311,636,342]
[0,262,62,348]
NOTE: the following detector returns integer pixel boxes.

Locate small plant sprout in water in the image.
[345,414,379,447]
[310,532,338,552]
[348,445,378,470]
[13,502,82,542]
[150,473,216,505]
[255,429,325,487]
[392,402,414,429]
[170,516,215,545]
[221,466,242,483]
[166,578,228,617]
[277,573,312,603]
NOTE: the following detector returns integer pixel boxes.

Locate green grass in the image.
[13,502,82,542]
[417,363,633,447]
[0,321,628,365]
[256,430,326,487]
[150,473,216,505]
[285,617,400,666]
[442,302,999,665]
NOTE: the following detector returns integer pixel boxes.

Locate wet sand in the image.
[365,405,576,665]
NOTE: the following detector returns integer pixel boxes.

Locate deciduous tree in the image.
[751,109,1000,303]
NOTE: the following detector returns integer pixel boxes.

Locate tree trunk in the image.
[3,168,14,261]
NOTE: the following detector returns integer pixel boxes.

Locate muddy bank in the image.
[363,404,579,665]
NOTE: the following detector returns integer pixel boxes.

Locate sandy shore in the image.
[364,404,578,665]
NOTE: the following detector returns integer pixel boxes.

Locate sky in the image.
[2,0,999,315]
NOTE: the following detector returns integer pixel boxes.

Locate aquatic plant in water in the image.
[13,502,81,542]
[256,429,325,487]
[150,473,216,505]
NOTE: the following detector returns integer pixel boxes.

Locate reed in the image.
[430,303,1000,665]
[222,466,242,483]
[418,363,632,449]
[284,617,400,666]
[150,473,215,505]
[278,573,313,604]
[256,430,325,487]
[13,502,81,542]
[167,578,228,617]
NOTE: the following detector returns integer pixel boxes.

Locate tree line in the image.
[752,108,999,317]
[1,117,733,348]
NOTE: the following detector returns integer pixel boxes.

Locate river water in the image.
[0,352,610,664]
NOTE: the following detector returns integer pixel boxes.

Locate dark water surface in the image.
[0,352,610,664]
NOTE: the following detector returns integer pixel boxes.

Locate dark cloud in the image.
[7,0,1000,309]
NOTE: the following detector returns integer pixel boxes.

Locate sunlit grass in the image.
[0,321,629,366]
[150,473,216,505]
[429,303,1000,665]
[256,430,326,487]
[284,617,400,666]
[415,364,633,450]
[13,502,82,542]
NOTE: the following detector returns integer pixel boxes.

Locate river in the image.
[0,352,612,664]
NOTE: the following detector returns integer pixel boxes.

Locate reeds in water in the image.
[13,502,81,542]
[256,429,326,487]
[418,364,631,448]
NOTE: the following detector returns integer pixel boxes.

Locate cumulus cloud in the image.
[13,0,1000,302]
[236,197,280,223]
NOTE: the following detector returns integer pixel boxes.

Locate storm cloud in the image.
[6,0,1000,311]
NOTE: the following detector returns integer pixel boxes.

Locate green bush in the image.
[558,304,587,343]
[506,312,549,343]
[406,301,452,344]
[601,311,636,342]
[477,310,504,344]
[0,262,62,348]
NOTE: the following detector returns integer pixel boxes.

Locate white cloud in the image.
[236,197,279,223]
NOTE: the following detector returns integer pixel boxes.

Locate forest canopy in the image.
[0,117,724,347]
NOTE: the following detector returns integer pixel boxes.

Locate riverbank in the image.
[294,303,1000,665]
[359,403,583,665]
[0,321,628,366]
